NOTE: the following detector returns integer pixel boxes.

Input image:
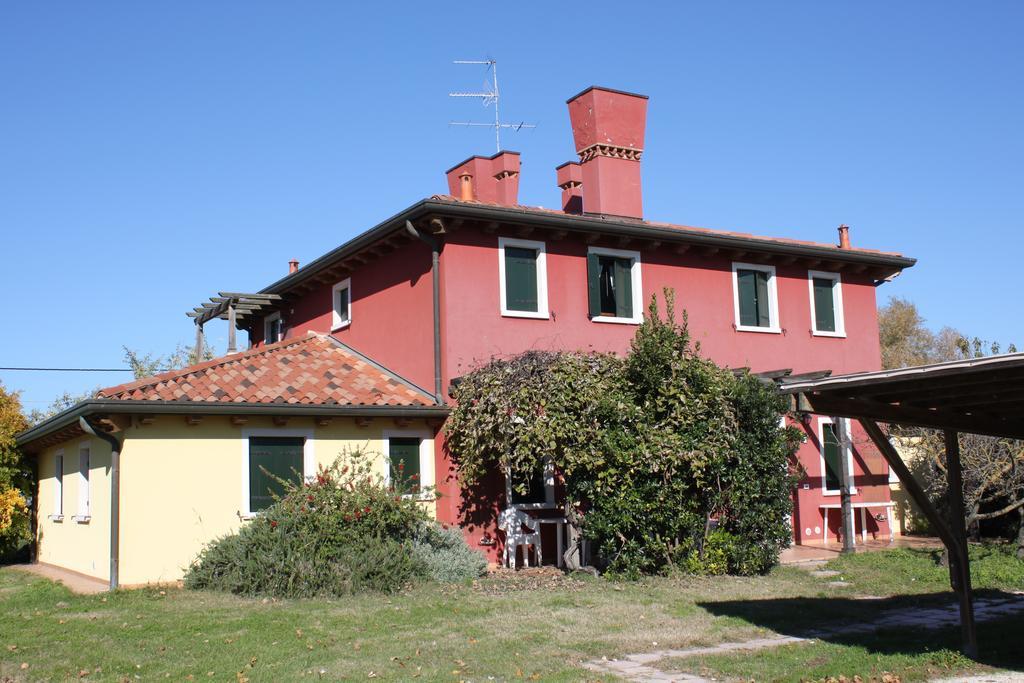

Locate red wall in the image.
[257,241,437,394]
[438,226,893,549]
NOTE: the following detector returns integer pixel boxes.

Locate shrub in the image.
[185,449,436,597]
[411,522,488,583]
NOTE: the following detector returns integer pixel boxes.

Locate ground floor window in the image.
[248,436,304,512]
[506,461,555,508]
[388,437,422,491]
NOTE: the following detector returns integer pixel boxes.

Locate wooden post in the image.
[945,430,978,659]
[194,321,204,363]
[227,304,237,354]
[835,418,855,553]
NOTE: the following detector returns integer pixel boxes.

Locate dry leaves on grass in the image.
[469,567,585,595]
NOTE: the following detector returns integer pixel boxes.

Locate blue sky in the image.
[2,2,1022,409]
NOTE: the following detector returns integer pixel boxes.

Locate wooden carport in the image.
[779,353,1024,658]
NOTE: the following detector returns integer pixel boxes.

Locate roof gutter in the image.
[79,416,122,591]
[16,400,451,452]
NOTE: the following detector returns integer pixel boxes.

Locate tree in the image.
[0,383,31,561]
[878,297,1023,556]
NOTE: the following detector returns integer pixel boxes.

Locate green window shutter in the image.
[813,277,836,332]
[510,466,547,505]
[336,287,350,323]
[587,252,602,318]
[822,424,842,492]
[737,269,758,327]
[389,437,421,488]
[249,437,304,512]
[613,257,633,318]
[504,247,538,312]
[754,270,771,327]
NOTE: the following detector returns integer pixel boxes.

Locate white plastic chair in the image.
[498,507,542,568]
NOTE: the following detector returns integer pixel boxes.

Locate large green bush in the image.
[446,290,802,578]
[185,450,486,597]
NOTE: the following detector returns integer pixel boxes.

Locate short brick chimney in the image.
[288,259,299,274]
[445,151,521,206]
[556,161,583,214]
[837,224,851,249]
[566,86,648,219]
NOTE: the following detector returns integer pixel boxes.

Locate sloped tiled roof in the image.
[98,333,435,407]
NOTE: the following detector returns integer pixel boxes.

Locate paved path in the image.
[583,594,1024,682]
[8,563,108,594]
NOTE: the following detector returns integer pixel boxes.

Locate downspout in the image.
[405,220,443,404]
[79,416,123,591]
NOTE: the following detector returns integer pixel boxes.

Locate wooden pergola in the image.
[186,292,282,355]
[780,352,1024,658]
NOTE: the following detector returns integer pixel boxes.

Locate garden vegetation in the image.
[185,450,486,597]
[446,291,802,577]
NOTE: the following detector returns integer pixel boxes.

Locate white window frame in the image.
[497,237,549,319]
[505,459,556,510]
[74,442,91,522]
[731,262,781,334]
[383,429,434,500]
[819,417,856,496]
[240,428,315,518]
[50,451,64,521]
[263,312,282,344]
[807,270,846,337]
[331,278,352,331]
[587,246,644,325]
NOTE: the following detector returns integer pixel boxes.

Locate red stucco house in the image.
[20,85,915,581]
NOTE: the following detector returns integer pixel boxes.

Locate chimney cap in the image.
[566,85,649,104]
[444,150,521,175]
[554,160,581,171]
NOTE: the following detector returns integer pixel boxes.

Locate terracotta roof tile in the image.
[98,333,435,407]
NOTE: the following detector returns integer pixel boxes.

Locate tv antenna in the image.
[449,59,536,152]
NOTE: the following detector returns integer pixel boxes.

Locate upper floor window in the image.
[332,278,352,331]
[587,246,643,324]
[732,262,780,333]
[808,270,845,337]
[263,312,282,345]
[498,237,549,319]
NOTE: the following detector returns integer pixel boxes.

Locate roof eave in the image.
[16,399,449,453]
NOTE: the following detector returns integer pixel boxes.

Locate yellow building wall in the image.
[35,437,112,582]
[114,415,436,586]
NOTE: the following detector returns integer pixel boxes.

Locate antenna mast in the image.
[449,59,536,152]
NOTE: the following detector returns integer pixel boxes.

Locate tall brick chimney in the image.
[566,86,648,219]
[445,151,521,206]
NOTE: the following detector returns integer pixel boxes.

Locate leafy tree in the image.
[0,383,31,560]
[878,297,1023,555]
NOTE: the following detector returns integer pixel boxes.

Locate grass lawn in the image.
[1,545,1022,682]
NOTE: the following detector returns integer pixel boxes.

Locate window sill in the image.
[239,512,257,521]
[736,325,782,334]
[48,514,64,522]
[822,489,858,497]
[331,321,351,332]
[72,515,91,524]
[501,309,549,320]
[812,330,847,338]
[510,502,558,510]
[590,315,641,326]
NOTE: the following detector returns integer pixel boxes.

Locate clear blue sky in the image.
[2,2,1022,409]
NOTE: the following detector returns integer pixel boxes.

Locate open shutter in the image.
[822,424,842,492]
[587,252,602,318]
[755,270,771,327]
[813,277,836,332]
[504,247,538,312]
[737,270,757,326]
[613,257,633,318]
[389,437,421,488]
[249,437,304,512]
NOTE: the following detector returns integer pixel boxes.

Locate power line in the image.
[0,367,135,372]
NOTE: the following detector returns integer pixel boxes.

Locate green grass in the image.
[1,546,1022,681]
